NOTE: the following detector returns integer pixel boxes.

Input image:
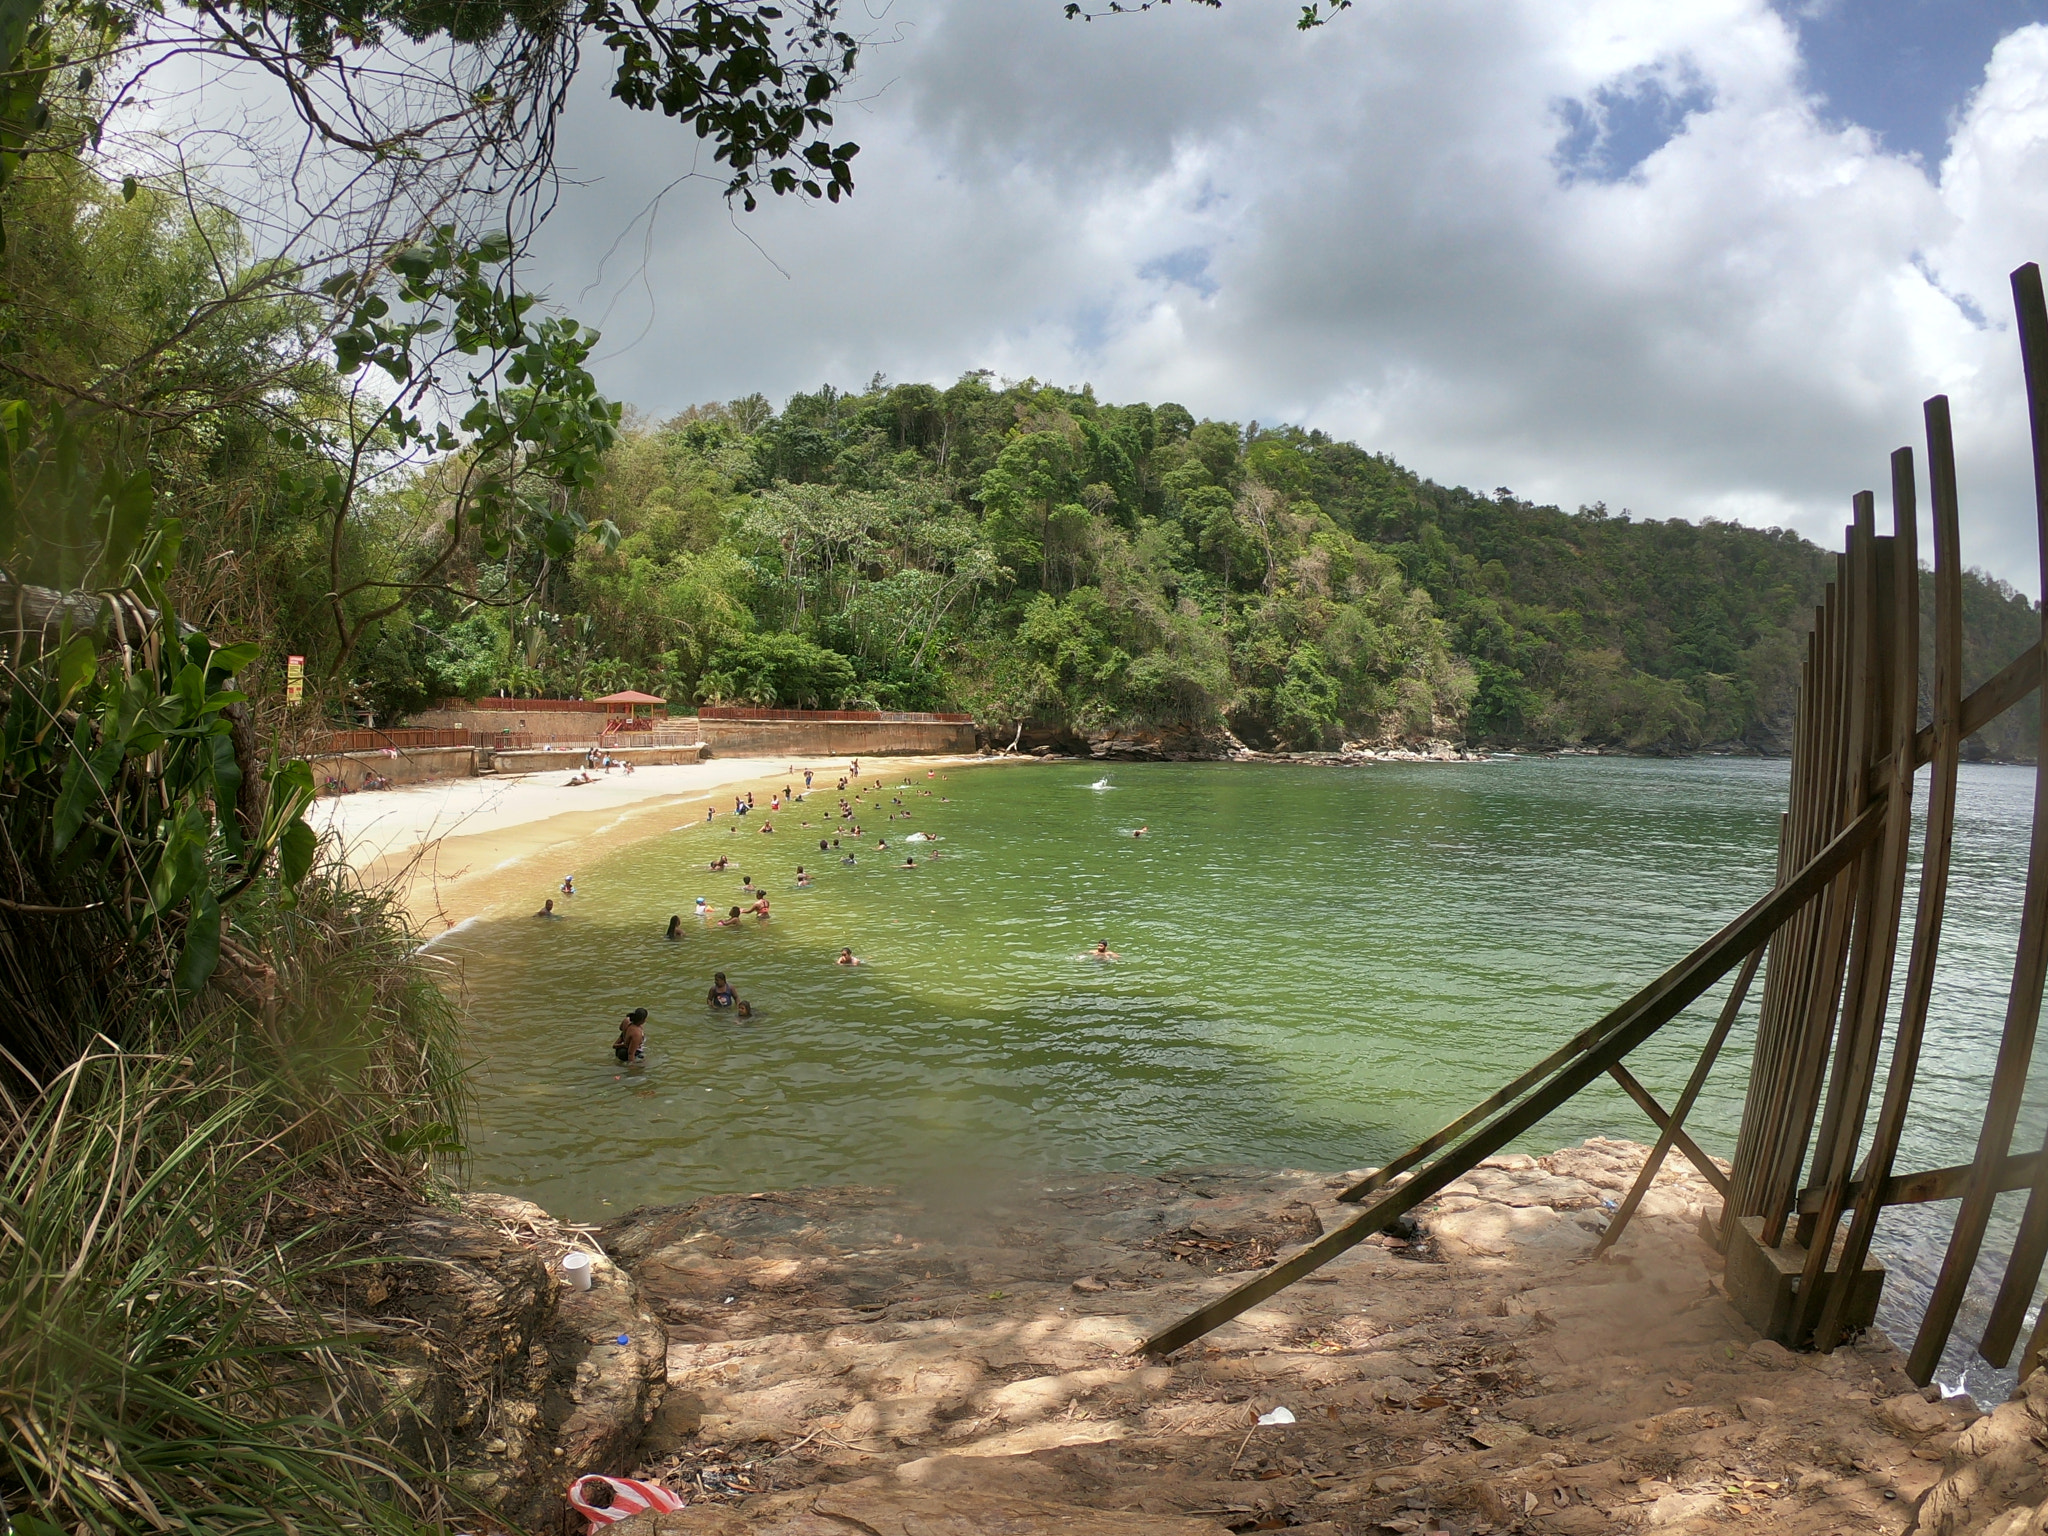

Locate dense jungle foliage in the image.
[324,380,2042,757]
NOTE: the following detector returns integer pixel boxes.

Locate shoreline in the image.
[314,752,1012,932]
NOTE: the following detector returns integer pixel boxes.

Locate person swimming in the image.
[836,947,859,965]
[665,915,683,940]
[1132,825,1148,837]
[560,875,575,896]
[901,856,917,868]
[740,875,754,893]
[841,852,856,864]
[735,1000,753,1020]
[614,1007,648,1063]
[796,866,812,886]
[694,896,710,918]
[718,906,742,928]
[707,973,736,1007]
[535,898,557,918]
[1086,940,1120,960]
[750,894,771,919]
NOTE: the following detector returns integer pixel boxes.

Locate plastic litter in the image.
[560,1251,592,1290]
[1256,1406,1296,1426]
[567,1474,685,1530]
[615,1334,630,1346]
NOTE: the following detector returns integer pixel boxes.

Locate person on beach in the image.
[746,791,754,808]
[614,1007,648,1063]
[535,898,557,918]
[805,768,814,789]
[706,806,714,822]
[718,906,742,928]
[796,867,812,887]
[665,915,683,941]
[1086,940,1119,960]
[707,973,736,1006]
[836,947,859,965]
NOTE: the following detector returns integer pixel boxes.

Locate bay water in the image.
[435,756,2045,1392]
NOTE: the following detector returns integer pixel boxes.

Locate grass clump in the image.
[0,863,475,1536]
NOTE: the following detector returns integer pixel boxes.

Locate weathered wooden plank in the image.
[1973,265,2048,1371]
[1139,802,1886,1359]
[1604,1062,1730,1196]
[1817,403,1965,1355]
[1596,948,1762,1258]
[1796,1151,2042,1214]
[1910,262,2048,1384]
[1912,644,2042,766]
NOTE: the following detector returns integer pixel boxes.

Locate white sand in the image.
[313,754,1003,929]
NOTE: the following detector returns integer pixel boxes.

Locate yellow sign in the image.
[285,655,304,706]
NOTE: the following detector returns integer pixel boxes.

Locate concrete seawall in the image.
[493,744,709,775]
[308,745,477,790]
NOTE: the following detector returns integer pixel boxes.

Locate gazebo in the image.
[596,690,665,732]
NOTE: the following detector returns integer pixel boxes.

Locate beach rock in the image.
[350,1192,668,1532]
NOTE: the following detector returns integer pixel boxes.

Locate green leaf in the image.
[93,466,152,583]
[210,732,244,857]
[52,726,120,853]
[277,816,316,889]
[174,891,222,997]
[121,174,137,202]
[53,632,96,713]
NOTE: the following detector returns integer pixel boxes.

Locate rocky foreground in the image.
[363,1141,2048,1535]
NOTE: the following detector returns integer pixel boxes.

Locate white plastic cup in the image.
[560,1251,592,1290]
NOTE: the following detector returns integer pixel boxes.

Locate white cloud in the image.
[530,0,2048,597]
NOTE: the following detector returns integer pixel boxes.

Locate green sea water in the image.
[435,755,2045,1389]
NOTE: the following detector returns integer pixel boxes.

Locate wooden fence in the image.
[1139,261,2048,1385]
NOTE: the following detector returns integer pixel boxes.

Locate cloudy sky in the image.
[528,0,2048,595]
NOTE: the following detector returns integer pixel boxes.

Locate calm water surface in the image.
[438,756,2045,1391]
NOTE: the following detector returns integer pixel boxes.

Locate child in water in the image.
[665,915,683,940]
[718,906,742,928]
[796,867,812,887]
[707,973,736,1007]
[694,896,710,918]
[735,1000,753,1019]
[837,947,859,965]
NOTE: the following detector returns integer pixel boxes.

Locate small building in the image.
[596,690,666,733]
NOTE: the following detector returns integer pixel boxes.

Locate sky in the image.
[525,0,2048,596]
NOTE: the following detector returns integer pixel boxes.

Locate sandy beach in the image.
[314,753,1004,931]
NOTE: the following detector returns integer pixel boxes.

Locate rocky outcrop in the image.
[577,1140,1980,1535]
[1910,1368,2048,1536]
[335,1192,667,1530]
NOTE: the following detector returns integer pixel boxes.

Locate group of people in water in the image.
[565,760,1131,1074]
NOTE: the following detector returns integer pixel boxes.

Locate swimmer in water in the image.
[560,875,575,897]
[1086,940,1120,960]
[1133,825,1148,838]
[796,867,812,887]
[841,852,856,865]
[535,898,556,918]
[665,915,683,940]
[735,999,753,1020]
[707,972,736,1007]
[836,947,859,965]
[694,896,710,918]
[613,1007,648,1063]
[750,894,771,919]
[718,906,742,928]
[901,856,917,868]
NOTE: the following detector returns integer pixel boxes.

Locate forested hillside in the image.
[16,176,2036,758]
[322,379,2039,758]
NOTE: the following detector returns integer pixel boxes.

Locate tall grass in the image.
[0,860,473,1535]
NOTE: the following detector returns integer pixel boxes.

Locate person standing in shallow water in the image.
[665,915,683,940]
[614,1007,647,1063]
[707,973,736,1007]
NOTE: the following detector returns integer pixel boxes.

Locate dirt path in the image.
[578,1139,1993,1536]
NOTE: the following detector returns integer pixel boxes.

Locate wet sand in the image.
[314,754,1005,931]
